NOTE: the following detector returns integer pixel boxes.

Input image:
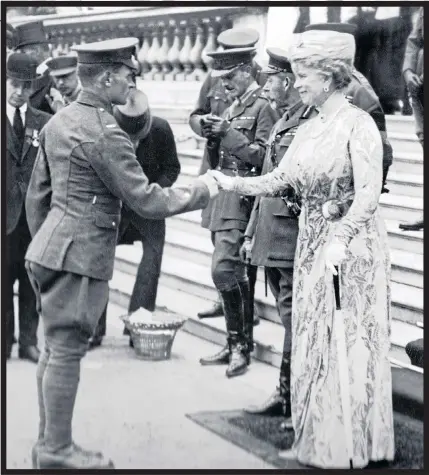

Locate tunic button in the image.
[99,108,104,111]
[112,221,116,226]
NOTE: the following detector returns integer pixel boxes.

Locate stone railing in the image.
[9,6,269,81]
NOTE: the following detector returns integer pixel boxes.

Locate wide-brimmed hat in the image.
[113,89,151,135]
[7,52,39,81]
[217,28,260,49]
[208,47,257,78]
[15,21,48,48]
[46,55,78,77]
[289,30,355,63]
[72,38,139,71]
[261,47,292,75]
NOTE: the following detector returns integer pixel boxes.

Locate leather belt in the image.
[217,157,253,171]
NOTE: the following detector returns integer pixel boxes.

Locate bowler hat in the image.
[72,38,139,71]
[46,55,78,77]
[217,28,260,49]
[304,22,357,36]
[208,47,257,78]
[7,52,39,81]
[114,89,151,135]
[15,21,48,48]
[262,48,292,75]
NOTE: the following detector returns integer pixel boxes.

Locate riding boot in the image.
[197,293,224,319]
[223,285,248,378]
[278,352,293,431]
[199,343,230,366]
[247,265,260,326]
[237,279,254,357]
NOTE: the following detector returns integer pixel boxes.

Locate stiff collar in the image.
[76,89,113,115]
[236,80,260,105]
[6,101,27,125]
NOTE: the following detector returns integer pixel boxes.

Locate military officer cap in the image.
[15,21,48,49]
[208,47,257,78]
[217,27,260,49]
[7,52,39,81]
[305,22,357,36]
[46,55,78,77]
[113,89,150,135]
[72,38,139,70]
[262,47,292,74]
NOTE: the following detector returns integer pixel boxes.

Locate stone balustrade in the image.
[9,6,269,81]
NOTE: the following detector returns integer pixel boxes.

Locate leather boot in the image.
[199,343,230,366]
[244,387,284,415]
[247,265,260,326]
[399,218,424,231]
[238,279,254,356]
[38,443,113,469]
[197,296,224,318]
[223,286,248,378]
[278,352,293,431]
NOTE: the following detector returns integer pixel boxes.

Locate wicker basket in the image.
[121,311,186,361]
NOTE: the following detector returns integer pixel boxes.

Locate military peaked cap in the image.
[46,55,78,77]
[7,53,39,81]
[208,47,257,78]
[217,28,260,49]
[305,22,357,36]
[262,47,292,74]
[72,38,139,70]
[15,21,48,48]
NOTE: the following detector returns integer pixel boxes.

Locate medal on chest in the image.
[31,129,40,148]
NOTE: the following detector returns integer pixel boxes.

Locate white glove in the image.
[325,239,348,275]
[207,170,236,191]
[196,173,219,199]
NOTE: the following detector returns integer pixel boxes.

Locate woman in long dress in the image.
[209,30,395,469]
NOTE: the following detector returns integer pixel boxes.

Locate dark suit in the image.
[6,105,51,349]
[95,116,181,338]
[29,70,55,115]
[245,102,311,353]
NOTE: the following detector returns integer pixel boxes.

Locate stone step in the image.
[379,194,423,222]
[115,245,423,327]
[387,132,423,157]
[386,171,423,198]
[164,226,423,289]
[389,151,423,176]
[108,267,424,410]
[386,115,419,136]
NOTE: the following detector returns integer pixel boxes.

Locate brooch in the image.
[32,129,40,148]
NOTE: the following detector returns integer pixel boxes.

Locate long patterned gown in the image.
[230,93,395,468]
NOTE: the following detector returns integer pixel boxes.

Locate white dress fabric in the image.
[232,93,395,468]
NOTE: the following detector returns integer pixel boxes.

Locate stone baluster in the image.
[156,22,171,80]
[137,28,152,78]
[216,18,231,51]
[146,26,162,80]
[176,22,193,81]
[53,37,64,57]
[187,23,206,81]
[201,19,218,72]
[165,23,183,81]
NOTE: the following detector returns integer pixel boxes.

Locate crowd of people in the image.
[5,9,423,470]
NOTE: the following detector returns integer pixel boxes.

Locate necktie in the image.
[13,107,25,156]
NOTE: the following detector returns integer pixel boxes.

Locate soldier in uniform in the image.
[240,49,315,430]
[6,53,52,363]
[197,47,277,378]
[14,21,55,115]
[189,28,264,321]
[45,55,82,113]
[304,22,393,194]
[24,38,217,469]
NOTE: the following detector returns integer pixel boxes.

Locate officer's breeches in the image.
[26,261,108,451]
[265,265,294,353]
[211,229,247,291]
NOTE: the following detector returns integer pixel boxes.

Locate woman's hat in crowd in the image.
[208,47,257,78]
[289,30,355,63]
[217,28,260,49]
[7,52,39,81]
[113,89,151,135]
[304,22,357,36]
[15,21,48,48]
[46,55,78,77]
[262,48,292,75]
[72,38,139,70]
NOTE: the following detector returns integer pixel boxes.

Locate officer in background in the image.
[6,53,52,362]
[400,6,423,231]
[198,47,277,378]
[241,49,315,431]
[91,89,182,349]
[7,23,17,55]
[25,38,217,469]
[13,21,55,115]
[189,28,264,322]
[304,22,394,194]
[45,55,82,113]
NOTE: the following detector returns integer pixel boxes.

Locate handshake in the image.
[200,114,231,140]
[196,170,236,198]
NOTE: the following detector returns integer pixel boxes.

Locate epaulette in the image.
[97,107,118,130]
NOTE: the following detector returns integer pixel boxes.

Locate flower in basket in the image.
[128,307,154,324]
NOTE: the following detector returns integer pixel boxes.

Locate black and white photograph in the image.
[3,2,424,470]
